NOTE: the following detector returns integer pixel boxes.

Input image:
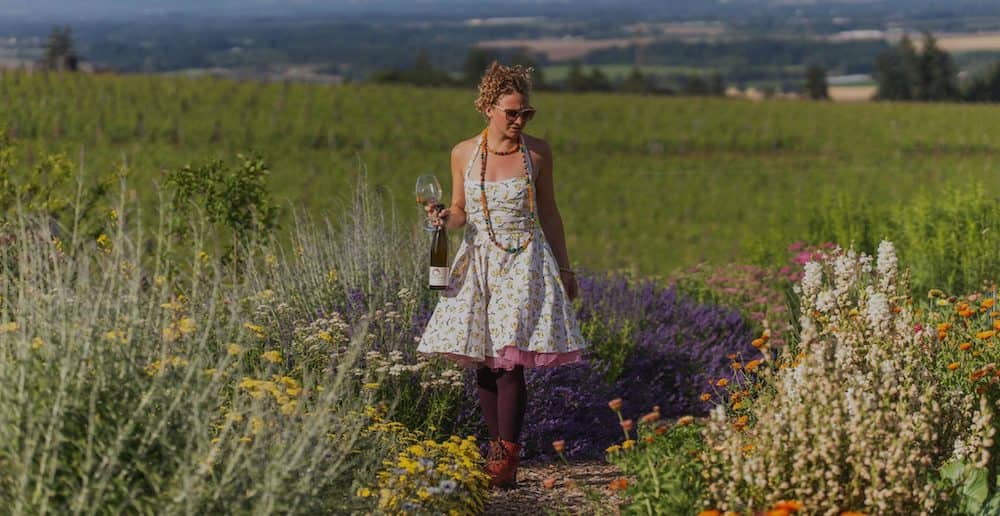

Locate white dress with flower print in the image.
[416,135,587,370]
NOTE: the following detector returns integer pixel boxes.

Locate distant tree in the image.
[874,34,919,100]
[804,64,829,100]
[875,32,958,102]
[43,26,79,71]
[916,32,959,101]
[621,66,650,94]
[371,50,454,87]
[463,48,499,87]
[707,72,726,96]
[586,67,612,92]
[565,60,588,92]
[963,64,1000,102]
[682,75,710,96]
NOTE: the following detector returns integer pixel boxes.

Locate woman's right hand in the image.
[425,203,448,229]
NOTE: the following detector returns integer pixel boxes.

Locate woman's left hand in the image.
[560,271,578,301]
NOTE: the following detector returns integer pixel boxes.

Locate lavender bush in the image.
[449,270,757,459]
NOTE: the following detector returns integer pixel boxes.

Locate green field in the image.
[3,70,1000,277]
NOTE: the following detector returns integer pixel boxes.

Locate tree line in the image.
[874,31,1000,103]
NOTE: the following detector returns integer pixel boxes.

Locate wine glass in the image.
[415,174,443,232]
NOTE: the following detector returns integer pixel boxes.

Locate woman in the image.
[416,61,587,488]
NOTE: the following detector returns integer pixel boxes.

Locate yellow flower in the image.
[356,487,372,498]
[227,343,244,355]
[0,322,19,334]
[621,439,635,450]
[96,233,112,253]
[715,378,729,387]
[977,330,996,340]
[154,274,167,287]
[606,444,621,454]
[30,337,44,349]
[178,317,197,335]
[262,350,281,363]
[280,400,298,415]
[244,323,267,338]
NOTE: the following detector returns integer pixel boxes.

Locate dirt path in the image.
[485,459,628,515]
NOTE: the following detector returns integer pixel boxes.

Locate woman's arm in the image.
[429,141,468,230]
[532,139,578,300]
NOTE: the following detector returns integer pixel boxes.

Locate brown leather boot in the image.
[490,439,521,489]
[484,438,504,478]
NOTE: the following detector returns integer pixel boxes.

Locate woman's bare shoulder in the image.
[524,134,552,156]
[451,136,480,162]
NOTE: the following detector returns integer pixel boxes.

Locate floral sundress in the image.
[416,134,587,370]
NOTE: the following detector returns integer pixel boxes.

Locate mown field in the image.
[4,70,1000,277]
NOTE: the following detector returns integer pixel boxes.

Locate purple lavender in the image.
[451,270,756,459]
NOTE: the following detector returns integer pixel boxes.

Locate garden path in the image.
[485,459,628,515]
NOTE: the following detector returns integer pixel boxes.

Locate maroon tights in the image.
[476,365,527,443]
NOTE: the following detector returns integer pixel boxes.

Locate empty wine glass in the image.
[415,174,443,232]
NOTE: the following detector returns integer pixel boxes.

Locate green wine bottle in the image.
[429,204,449,290]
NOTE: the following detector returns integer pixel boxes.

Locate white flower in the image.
[877,240,897,291]
[866,290,892,337]
[801,262,823,300]
[816,290,837,314]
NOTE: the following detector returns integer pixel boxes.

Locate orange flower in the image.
[640,411,661,424]
[552,440,565,454]
[766,510,790,516]
[993,320,1000,331]
[608,398,623,412]
[655,425,667,435]
[727,353,737,360]
[960,309,975,318]
[644,436,654,443]
[992,311,1000,318]
[698,511,722,516]
[751,338,766,349]
[700,393,712,402]
[621,419,634,432]
[960,342,973,351]
[542,477,556,489]
[608,477,628,491]
[731,362,743,370]
[948,362,960,371]
[716,378,729,387]
[774,500,803,511]
[677,415,695,426]
[983,299,996,309]
[745,359,762,373]
[978,330,996,340]
[733,415,749,431]
[937,322,953,332]
[840,512,867,516]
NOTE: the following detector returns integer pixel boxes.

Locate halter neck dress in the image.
[416,134,587,370]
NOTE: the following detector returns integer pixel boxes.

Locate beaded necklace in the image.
[478,127,537,254]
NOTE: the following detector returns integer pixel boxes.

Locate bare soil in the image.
[484,459,628,515]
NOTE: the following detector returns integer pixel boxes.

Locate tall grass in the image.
[0,169,448,513]
[772,183,1000,296]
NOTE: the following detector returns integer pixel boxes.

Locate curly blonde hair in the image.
[474,60,534,116]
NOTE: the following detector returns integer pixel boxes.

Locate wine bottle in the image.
[429,203,449,290]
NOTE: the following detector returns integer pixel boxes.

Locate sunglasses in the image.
[496,106,536,123]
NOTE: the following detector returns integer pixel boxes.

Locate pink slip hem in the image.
[422,345,584,371]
